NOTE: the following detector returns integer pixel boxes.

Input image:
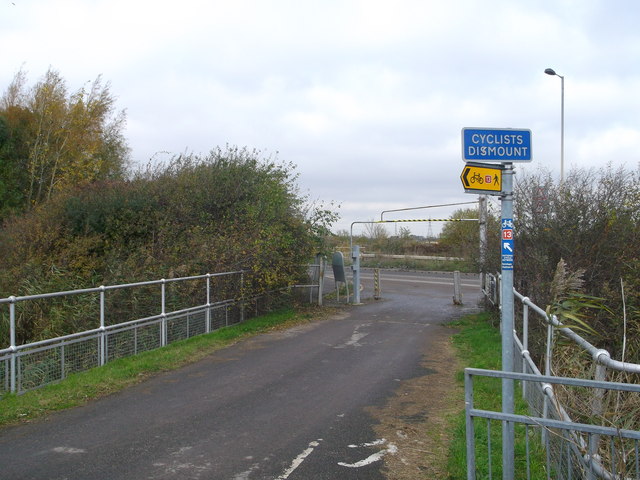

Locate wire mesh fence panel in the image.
[165,310,207,344]
[0,355,9,394]
[0,308,10,351]
[227,304,242,326]
[63,336,100,376]
[522,364,547,418]
[106,327,137,362]
[209,305,229,331]
[133,322,162,355]
[245,298,259,321]
[544,428,581,480]
[18,347,63,393]
[167,315,188,344]
[106,321,164,362]
[186,310,206,338]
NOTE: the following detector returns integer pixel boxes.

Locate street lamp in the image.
[545,67,565,183]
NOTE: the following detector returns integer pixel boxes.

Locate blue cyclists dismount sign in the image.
[462,128,532,162]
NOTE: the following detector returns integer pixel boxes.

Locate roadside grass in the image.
[0,307,316,427]
[447,312,547,479]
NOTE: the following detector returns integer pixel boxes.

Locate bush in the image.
[0,147,337,344]
[514,165,640,361]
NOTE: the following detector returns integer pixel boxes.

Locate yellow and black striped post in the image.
[373,268,381,300]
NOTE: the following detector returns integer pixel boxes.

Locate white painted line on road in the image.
[347,438,386,448]
[233,461,261,480]
[337,438,398,468]
[334,324,370,349]
[276,439,323,479]
[52,446,86,454]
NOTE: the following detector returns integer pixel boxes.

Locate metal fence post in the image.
[161,279,167,347]
[542,321,554,444]
[99,286,106,366]
[500,164,515,479]
[240,272,245,323]
[318,256,325,306]
[522,298,529,398]
[587,359,608,479]
[206,274,211,333]
[465,370,476,480]
[9,297,16,393]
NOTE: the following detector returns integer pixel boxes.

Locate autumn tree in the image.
[438,206,501,270]
[0,68,129,217]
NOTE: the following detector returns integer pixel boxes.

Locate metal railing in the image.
[465,369,640,480]
[479,274,640,479]
[0,266,323,396]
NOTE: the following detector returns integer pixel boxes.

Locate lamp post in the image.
[545,67,565,183]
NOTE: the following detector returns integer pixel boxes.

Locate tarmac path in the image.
[0,270,481,479]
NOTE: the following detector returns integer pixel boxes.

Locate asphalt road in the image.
[0,270,481,480]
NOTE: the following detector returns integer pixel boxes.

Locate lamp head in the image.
[544,68,557,76]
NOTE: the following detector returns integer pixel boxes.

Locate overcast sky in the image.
[2,0,639,236]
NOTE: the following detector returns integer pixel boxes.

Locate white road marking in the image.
[171,446,193,456]
[344,331,368,347]
[334,324,370,349]
[347,439,387,448]
[233,462,261,480]
[276,439,322,479]
[52,447,86,454]
[337,438,398,468]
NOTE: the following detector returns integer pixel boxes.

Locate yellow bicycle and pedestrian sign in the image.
[460,163,503,194]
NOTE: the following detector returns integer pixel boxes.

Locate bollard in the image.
[352,245,361,304]
[374,268,381,300]
[453,270,463,305]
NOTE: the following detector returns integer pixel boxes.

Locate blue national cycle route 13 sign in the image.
[501,218,514,270]
[462,128,532,162]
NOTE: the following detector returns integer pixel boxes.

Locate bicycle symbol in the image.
[470,172,484,184]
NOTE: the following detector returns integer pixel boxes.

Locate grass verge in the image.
[447,312,546,479]
[0,307,317,428]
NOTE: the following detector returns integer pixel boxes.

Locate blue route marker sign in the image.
[501,218,514,270]
[462,128,532,162]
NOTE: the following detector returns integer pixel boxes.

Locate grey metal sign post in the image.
[500,164,515,479]
[461,127,531,480]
